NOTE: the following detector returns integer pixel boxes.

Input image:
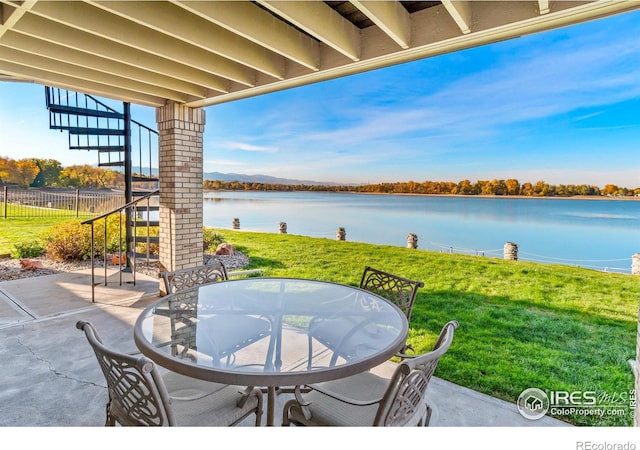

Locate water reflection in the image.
[202,191,640,273]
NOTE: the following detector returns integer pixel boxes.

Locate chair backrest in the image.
[359,265,424,322]
[374,320,459,426]
[76,320,175,426]
[161,261,228,294]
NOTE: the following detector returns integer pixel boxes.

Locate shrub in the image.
[203,228,225,252]
[11,239,45,259]
[42,220,93,261]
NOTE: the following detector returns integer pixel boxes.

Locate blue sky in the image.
[1,10,639,187]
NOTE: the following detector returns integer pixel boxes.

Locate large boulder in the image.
[20,259,43,270]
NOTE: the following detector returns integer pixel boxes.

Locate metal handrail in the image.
[82,190,159,302]
[80,190,158,226]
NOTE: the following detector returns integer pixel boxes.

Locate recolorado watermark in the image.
[576,442,636,450]
[517,387,636,420]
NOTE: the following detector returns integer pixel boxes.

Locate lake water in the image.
[202,191,640,274]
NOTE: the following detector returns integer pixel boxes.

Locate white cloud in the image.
[221,141,278,153]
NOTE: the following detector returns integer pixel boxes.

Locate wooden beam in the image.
[539,0,551,15]
[441,0,472,34]
[29,1,259,85]
[1,30,212,97]
[0,45,191,102]
[12,13,235,91]
[173,1,320,71]
[88,1,285,79]
[258,0,361,61]
[0,60,166,107]
[350,0,411,49]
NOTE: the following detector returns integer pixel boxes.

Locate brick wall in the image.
[156,102,205,281]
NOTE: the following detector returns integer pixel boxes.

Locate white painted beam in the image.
[28,1,259,85]
[174,1,320,71]
[441,0,472,34]
[0,31,211,97]
[258,0,361,61]
[350,0,411,49]
[0,45,190,102]
[88,1,285,79]
[539,0,551,15]
[0,60,166,107]
[12,13,233,92]
[0,0,36,38]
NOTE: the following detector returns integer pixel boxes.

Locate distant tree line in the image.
[2,157,638,197]
[0,157,124,189]
[204,179,640,197]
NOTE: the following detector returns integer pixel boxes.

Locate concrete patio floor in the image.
[0,268,570,427]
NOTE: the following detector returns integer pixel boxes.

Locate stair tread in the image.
[131,221,160,227]
[69,146,125,151]
[47,104,123,120]
[128,236,159,242]
[51,125,125,136]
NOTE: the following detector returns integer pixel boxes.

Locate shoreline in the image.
[205,189,640,201]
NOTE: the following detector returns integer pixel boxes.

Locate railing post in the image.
[3,186,7,219]
[504,242,519,260]
[103,217,108,286]
[75,189,80,217]
[123,102,133,269]
[90,223,95,303]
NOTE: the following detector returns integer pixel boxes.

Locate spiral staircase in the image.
[44,87,160,300]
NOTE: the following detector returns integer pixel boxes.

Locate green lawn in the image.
[0,216,82,256]
[213,228,639,426]
[1,219,638,426]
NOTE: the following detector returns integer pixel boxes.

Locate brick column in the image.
[156,102,205,287]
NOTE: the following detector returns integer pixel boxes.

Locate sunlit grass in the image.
[214,227,639,426]
[0,216,81,255]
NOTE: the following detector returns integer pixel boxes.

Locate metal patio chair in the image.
[161,261,229,294]
[307,266,424,368]
[284,320,458,427]
[77,320,263,426]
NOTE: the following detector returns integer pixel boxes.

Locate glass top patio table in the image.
[134,277,409,425]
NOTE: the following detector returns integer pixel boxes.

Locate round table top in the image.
[134,277,408,386]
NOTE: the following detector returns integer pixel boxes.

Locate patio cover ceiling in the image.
[0,1,639,108]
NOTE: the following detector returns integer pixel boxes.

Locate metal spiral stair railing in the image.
[45,87,160,300]
[81,190,160,303]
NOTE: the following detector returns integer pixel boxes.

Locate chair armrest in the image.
[395,351,416,360]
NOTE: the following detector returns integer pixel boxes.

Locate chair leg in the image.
[307,335,314,370]
[255,394,264,427]
[282,401,291,426]
[105,401,115,426]
[424,405,432,426]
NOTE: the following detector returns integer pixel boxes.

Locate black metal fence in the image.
[1,186,124,219]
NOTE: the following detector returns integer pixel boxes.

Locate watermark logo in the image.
[517,387,636,420]
[517,388,549,420]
